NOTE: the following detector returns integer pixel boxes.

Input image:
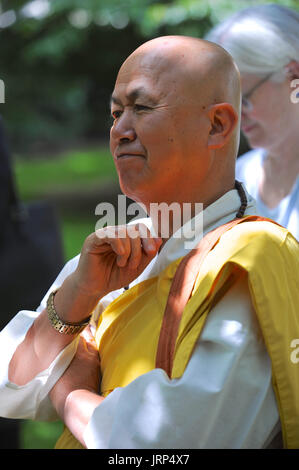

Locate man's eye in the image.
[111,110,122,119]
[134,104,150,112]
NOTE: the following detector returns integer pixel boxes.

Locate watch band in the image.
[47,289,92,335]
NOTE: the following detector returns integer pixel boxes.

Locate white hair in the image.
[206,4,299,82]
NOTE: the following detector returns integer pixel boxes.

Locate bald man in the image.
[0,36,298,449]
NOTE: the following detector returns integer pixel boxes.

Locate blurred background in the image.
[0,0,297,449]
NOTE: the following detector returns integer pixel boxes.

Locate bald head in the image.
[110,36,241,209]
[120,35,241,112]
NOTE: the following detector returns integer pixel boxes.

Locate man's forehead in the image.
[113,43,217,102]
[111,85,156,104]
[111,72,169,104]
[115,45,186,89]
[110,36,240,110]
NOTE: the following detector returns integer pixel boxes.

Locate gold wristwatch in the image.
[47,289,91,335]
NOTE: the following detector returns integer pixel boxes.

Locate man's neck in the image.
[146,182,235,246]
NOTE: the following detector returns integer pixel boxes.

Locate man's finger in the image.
[126,225,142,269]
[137,223,162,256]
[94,226,131,261]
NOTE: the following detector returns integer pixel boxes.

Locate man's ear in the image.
[207,103,238,150]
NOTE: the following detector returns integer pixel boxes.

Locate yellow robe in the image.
[55,219,299,449]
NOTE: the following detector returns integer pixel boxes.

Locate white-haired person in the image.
[206,4,299,240]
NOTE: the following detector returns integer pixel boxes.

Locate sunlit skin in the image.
[110,36,240,214]
[8,36,241,447]
[241,72,299,208]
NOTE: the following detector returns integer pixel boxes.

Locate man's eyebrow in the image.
[110,95,122,107]
[110,87,157,107]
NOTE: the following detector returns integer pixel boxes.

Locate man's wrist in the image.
[47,289,91,335]
[71,269,108,300]
[53,274,102,325]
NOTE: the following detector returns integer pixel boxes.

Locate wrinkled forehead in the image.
[112,71,169,106]
[117,48,178,83]
[112,38,241,113]
[112,48,202,104]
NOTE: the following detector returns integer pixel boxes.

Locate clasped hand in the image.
[72,222,162,299]
[50,222,162,436]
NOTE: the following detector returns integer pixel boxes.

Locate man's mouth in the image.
[116,153,145,160]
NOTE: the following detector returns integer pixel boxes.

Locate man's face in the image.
[109,52,210,206]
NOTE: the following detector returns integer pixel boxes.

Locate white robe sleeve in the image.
[0,256,81,421]
[0,254,125,422]
[84,275,280,449]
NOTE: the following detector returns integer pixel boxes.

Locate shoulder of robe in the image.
[215,220,298,270]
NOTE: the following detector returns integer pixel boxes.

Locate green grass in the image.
[14,146,117,200]
[14,146,118,261]
[61,215,95,260]
[21,420,64,449]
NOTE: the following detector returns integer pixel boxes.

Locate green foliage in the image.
[9,0,298,35]
[1,0,297,151]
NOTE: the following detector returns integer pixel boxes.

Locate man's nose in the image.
[111,111,136,143]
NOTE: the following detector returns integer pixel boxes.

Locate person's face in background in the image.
[240,73,298,154]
